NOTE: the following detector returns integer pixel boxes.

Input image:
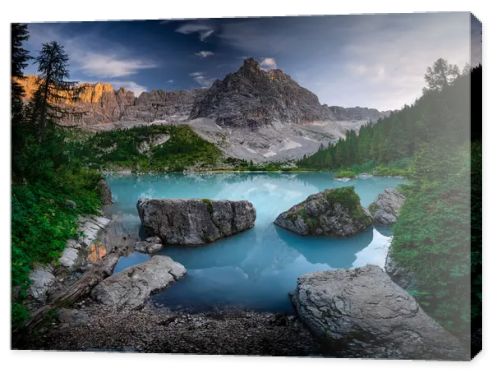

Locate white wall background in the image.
[0,1,497,375]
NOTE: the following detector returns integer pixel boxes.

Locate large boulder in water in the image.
[91,255,186,309]
[274,186,372,237]
[368,188,405,225]
[291,265,466,359]
[137,198,256,245]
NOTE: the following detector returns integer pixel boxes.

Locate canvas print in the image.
[11,12,482,359]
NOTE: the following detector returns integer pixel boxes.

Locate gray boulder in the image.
[291,265,466,360]
[137,198,256,245]
[29,265,56,302]
[91,255,186,309]
[274,187,372,237]
[369,188,405,225]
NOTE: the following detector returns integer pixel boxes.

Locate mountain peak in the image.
[189,58,333,128]
[242,57,260,69]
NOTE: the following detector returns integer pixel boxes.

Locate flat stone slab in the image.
[91,255,186,309]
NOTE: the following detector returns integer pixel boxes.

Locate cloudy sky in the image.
[24,13,481,111]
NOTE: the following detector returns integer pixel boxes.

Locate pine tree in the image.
[424,58,460,92]
[11,23,31,122]
[30,41,80,138]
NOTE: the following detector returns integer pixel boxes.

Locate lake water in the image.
[107,172,404,313]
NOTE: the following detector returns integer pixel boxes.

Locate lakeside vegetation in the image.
[11,27,104,327]
[299,60,482,340]
[333,158,414,179]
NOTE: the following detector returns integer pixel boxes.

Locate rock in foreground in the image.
[368,188,405,225]
[29,265,56,302]
[137,198,256,245]
[91,255,186,309]
[274,187,372,237]
[291,265,466,360]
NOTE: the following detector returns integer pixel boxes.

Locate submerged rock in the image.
[134,236,164,254]
[274,186,372,237]
[368,188,405,225]
[91,255,186,309]
[137,198,256,245]
[291,265,466,360]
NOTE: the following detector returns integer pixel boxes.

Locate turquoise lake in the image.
[107,172,405,313]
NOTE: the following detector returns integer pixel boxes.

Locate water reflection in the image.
[274,226,374,268]
[106,172,403,312]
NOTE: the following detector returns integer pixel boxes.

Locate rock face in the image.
[137,198,256,245]
[369,188,406,225]
[14,75,203,127]
[15,60,389,163]
[91,255,186,309]
[16,63,385,131]
[122,89,206,124]
[190,58,333,128]
[291,265,466,359]
[274,187,372,237]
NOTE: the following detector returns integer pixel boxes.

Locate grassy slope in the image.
[71,125,223,172]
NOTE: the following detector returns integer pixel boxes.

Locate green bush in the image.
[391,143,472,338]
[325,186,371,225]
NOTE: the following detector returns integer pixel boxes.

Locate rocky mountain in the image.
[190,58,333,128]
[16,59,389,161]
[15,75,204,126]
[121,89,206,124]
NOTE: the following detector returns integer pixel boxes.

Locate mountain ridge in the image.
[15,59,390,161]
[16,59,388,127]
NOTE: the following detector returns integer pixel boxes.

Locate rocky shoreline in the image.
[18,304,319,356]
[16,183,469,359]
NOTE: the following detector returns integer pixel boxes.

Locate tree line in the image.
[298,59,477,170]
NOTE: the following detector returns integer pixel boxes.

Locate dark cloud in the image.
[24,13,478,110]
